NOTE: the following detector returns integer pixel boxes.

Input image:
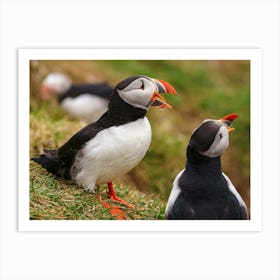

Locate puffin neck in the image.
[57,85,74,103]
[179,145,226,196]
[186,145,222,174]
[107,90,147,121]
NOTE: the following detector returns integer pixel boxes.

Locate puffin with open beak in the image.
[165,114,249,220]
[33,75,176,213]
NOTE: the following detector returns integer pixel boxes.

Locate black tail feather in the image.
[32,155,59,174]
[31,154,70,179]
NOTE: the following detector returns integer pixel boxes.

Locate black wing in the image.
[58,83,113,103]
[32,112,114,179]
[166,193,197,220]
[223,192,247,220]
[222,173,249,220]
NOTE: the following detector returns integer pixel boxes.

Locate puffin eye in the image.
[219,133,223,139]
[140,80,145,90]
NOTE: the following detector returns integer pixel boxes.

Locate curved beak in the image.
[150,79,176,109]
[40,83,47,99]
[40,83,56,99]
[220,113,239,133]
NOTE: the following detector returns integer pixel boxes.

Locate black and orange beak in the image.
[220,113,239,133]
[40,83,57,100]
[40,83,48,99]
[150,79,176,109]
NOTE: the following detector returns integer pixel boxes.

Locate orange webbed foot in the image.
[102,201,126,220]
[96,195,126,220]
[108,182,135,209]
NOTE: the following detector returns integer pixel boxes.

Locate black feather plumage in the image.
[57,83,113,103]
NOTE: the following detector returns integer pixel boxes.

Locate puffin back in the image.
[57,83,113,103]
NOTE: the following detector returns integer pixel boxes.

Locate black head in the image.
[40,72,72,99]
[113,75,176,110]
[189,114,238,157]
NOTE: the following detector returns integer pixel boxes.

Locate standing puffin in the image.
[165,114,249,220]
[33,75,176,208]
[40,73,113,122]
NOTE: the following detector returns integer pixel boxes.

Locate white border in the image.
[18,49,262,231]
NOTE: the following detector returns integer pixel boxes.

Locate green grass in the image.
[30,59,250,219]
[30,162,165,220]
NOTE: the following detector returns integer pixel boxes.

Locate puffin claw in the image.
[108,182,135,209]
[109,194,135,209]
[102,202,127,220]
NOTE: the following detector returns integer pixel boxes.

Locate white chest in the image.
[72,117,152,191]
[61,95,109,123]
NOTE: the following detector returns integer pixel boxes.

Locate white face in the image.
[201,125,229,157]
[43,73,72,95]
[190,119,231,158]
[116,77,157,110]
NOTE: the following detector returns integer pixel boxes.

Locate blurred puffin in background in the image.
[165,114,249,220]
[40,72,113,123]
[33,75,176,213]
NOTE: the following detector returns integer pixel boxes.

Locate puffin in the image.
[33,75,176,209]
[40,72,113,122]
[165,114,249,220]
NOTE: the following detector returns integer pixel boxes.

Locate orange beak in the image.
[220,113,239,133]
[40,83,57,99]
[150,79,176,109]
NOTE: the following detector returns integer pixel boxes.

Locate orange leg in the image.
[108,182,135,209]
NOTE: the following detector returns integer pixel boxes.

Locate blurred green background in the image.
[30,60,250,219]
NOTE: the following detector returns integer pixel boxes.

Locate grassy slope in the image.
[30,162,164,220]
[30,60,250,220]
